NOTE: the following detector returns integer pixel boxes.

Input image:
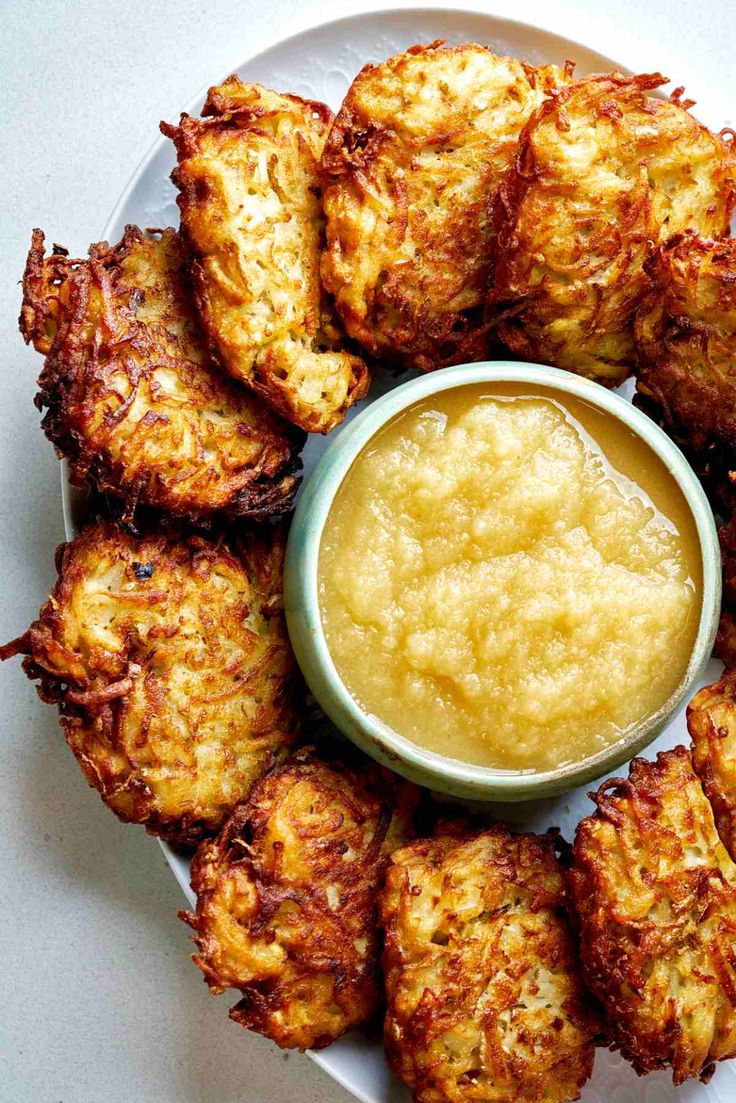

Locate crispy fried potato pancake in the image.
[183,748,418,1049]
[689,669,736,859]
[492,73,736,384]
[572,747,736,1084]
[20,226,302,523]
[0,520,300,845]
[162,78,368,435]
[379,823,600,1103]
[636,232,736,460]
[320,42,567,373]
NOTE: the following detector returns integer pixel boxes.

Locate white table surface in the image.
[0,2,732,1100]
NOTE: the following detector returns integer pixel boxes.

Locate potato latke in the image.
[0,520,301,845]
[636,231,736,462]
[321,41,567,372]
[380,823,600,1103]
[492,74,736,384]
[183,748,418,1049]
[689,669,736,861]
[163,78,369,434]
[572,747,736,1084]
[21,226,303,522]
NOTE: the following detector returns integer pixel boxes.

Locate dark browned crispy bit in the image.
[183,747,419,1049]
[20,226,303,523]
[380,822,601,1103]
[491,74,736,384]
[162,77,368,434]
[0,519,301,845]
[572,747,736,1085]
[320,41,568,373]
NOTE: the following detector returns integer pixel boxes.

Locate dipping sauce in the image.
[318,383,702,773]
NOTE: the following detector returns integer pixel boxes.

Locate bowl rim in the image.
[284,361,721,798]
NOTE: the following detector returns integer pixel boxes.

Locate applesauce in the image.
[318,383,702,772]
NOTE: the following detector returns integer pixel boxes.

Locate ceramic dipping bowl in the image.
[284,362,721,801]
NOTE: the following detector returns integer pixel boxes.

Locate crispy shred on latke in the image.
[20,226,303,523]
[491,73,736,384]
[689,669,736,861]
[635,232,736,492]
[572,746,736,1085]
[379,821,601,1103]
[182,747,418,1049]
[320,41,569,373]
[0,519,301,845]
[162,77,369,435]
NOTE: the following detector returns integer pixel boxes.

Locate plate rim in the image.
[56,6,732,1102]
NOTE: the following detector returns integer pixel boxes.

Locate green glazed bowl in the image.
[284,362,721,801]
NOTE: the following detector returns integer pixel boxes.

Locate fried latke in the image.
[321,42,568,373]
[379,823,600,1103]
[162,78,368,435]
[636,232,736,462]
[0,520,300,845]
[572,746,736,1084]
[689,668,736,859]
[21,226,302,523]
[491,73,736,384]
[183,748,418,1049]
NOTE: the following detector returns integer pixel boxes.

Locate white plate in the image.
[60,6,734,1102]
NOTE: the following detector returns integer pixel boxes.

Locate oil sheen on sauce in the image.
[318,383,702,773]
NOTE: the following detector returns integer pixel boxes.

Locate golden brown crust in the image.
[379,823,601,1103]
[689,668,736,858]
[572,747,736,1084]
[162,77,369,435]
[20,226,303,523]
[635,232,736,479]
[321,41,568,373]
[491,73,736,384]
[0,519,301,845]
[182,748,418,1049]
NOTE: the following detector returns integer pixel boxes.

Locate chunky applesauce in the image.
[318,383,702,772]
